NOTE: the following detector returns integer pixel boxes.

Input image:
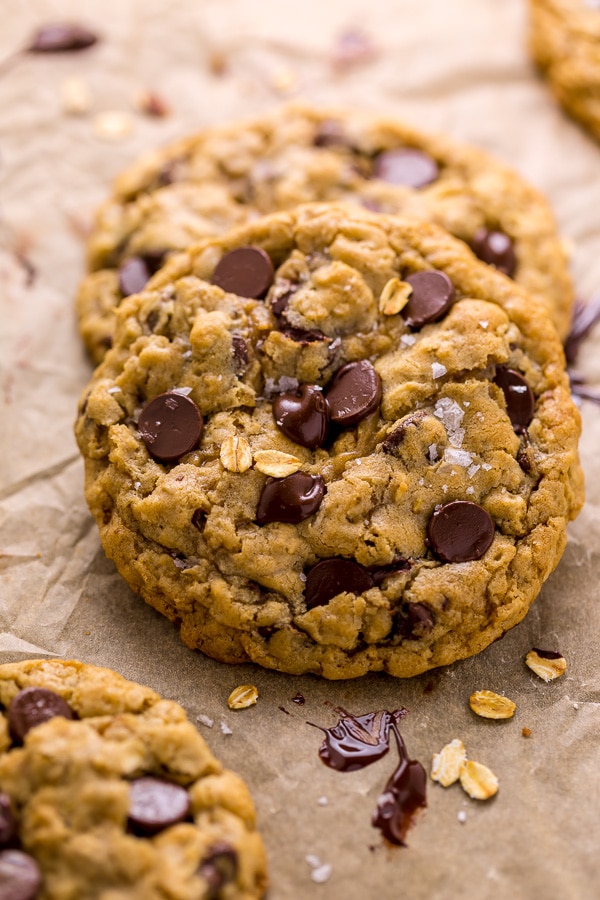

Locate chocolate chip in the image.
[282,327,328,344]
[191,509,206,531]
[198,843,239,899]
[0,850,42,900]
[394,602,435,640]
[325,360,382,427]
[138,392,203,463]
[0,795,16,847]
[428,500,494,563]
[269,278,298,317]
[368,558,412,585]
[212,247,274,299]
[381,411,428,454]
[118,256,151,298]
[373,149,439,188]
[471,228,516,277]
[128,777,191,836]
[402,270,455,328]
[313,120,348,148]
[28,22,99,52]
[231,334,249,373]
[8,688,74,744]
[272,384,328,449]
[493,366,534,432]
[304,558,375,609]
[256,472,325,525]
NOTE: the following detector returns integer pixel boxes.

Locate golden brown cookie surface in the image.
[75,204,584,680]
[77,104,574,363]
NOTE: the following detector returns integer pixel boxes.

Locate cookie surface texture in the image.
[529,0,600,142]
[0,659,267,899]
[75,204,584,680]
[76,104,573,362]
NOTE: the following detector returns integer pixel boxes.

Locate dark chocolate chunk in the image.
[272,384,328,449]
[394,602,435,640]
[0,795,16,847]
[198,842,239,899]
[471,228,516,277]
[0,849,42,900]
[531,647,563,660]
[118,256,151,298]
[402,270,455,328]
[256,472,325,525]
[138,392,203,463]
[28,22,99,52]
[304,558,375,609]
[325,360,382,427]
[8,688,74,744]
[128,777,191,836]
[493,366,534,432]
[428,500,494,563]
[212,246,274,299]
[317,710,406,772]
[373,149,439,188]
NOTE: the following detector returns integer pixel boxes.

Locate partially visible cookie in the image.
[529,0,600,142]
[0,659,267,899]
[75,204,584,680]
[77,104,574,363]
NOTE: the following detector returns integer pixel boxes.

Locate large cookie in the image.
[529,0,600,143]
[75,204,584,680]
[0,659,267,899]
[77,104,574,363]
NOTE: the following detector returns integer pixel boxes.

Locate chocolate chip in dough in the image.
[304,558,375,609]
[373,149,439,188]
[128,777,191,836]
[0,850,42,900]
[8,688,74,744]
[493,366,534,432]
[0,794,17,847]
[402,270,455,328]
[118,256,151,297]
[325,360,382,427]
[138,392,203,463]
[198,843,239,899]
[257,472,326,524]
[428,500,494,563]
[272,384,328,449]
[212,246,274,299]
[471,228,516,277]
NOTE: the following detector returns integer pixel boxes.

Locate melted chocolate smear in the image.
[291,693,306,706]
[564,296,600,406]
[312,709,426,846]
[372,728,427,847]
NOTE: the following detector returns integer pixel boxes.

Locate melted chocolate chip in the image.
[256,472,325,525]
[471,228,516,277]
[368,558,412,585]
[269,278,299,317]
[272,384,328,449]
[0,795,16,847]
[325,360,382,427]
[402,270,455,328]
[428,500,495,563]
[394,602,435,640]
[373,149,439,188]
[198,843,239,899]
[118,256,151,297]
[0,850,42,900]
[381,412,427,454]
[304,558,375,609]
[8,688,74,744]
[231,334,249,373]
[138,392,203,463]
[531,647,563,660]
[282,327,328,344]
[493,366,534,432]
[28,22,99,52]
[316,710,407,772]
[212,246,274,299]
[128,777,191,836]
[372,737,427,846]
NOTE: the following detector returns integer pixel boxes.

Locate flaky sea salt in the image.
[220,721,233,735]
[431,362,447,379]
[467,464,481,478]
[400,333,417,347]
[428,443,438,463]
[317,796,328,806]
[444,448,473,467]
[448,428,465,449]
[434,398,464,432]
[107,386,121,394]
[457,810,467,823]
[197,714,214,728]
[171,386,193,396]
[482,462,492,471]
[479,320,489,329]
[312,864,333,884]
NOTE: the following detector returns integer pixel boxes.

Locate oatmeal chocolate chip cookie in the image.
[76,104,574,363]
[0,659,267,899]
[74,204,584,680]
[529,0,600,142]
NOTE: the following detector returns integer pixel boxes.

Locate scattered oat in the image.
[459,760,499,800]
[253,449,302,477]
[221,435,253,473]
[525,648,567,682]
[220,721,233,735]
[61,76,92,115]
[135,90,170,117]
[379,277,412,316]
[93,110,133,140]
[522,727,532,738]
[431,738,467,787]
[227,684,259,710]
[197,714,214,728]
[469,690,516,720]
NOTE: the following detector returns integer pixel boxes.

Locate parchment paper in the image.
[1,1,599,897]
